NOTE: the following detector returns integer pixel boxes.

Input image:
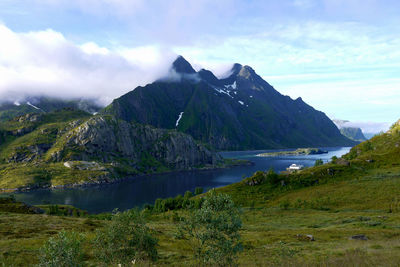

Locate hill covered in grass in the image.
[2,119,400,266]
[0,109,223,191]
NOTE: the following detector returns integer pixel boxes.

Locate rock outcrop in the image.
[52,115,221,171]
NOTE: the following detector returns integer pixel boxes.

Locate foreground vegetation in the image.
[2,121,400,266]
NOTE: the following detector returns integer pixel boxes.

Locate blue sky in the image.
[0,0,399,132]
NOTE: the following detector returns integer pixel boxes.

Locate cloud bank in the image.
[0,24,177,105]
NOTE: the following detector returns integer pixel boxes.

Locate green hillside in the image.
[2,119,400,266]
[0,109,224,191]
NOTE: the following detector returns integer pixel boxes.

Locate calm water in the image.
[15,147,350,213]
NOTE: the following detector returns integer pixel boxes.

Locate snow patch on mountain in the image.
[27,101,41,110]
[176,112,184,127]
[211,85,234,98]
[224,81,237,90]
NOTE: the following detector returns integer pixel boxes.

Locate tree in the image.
[37,230,84,267]
[194,187,204,195]
[93,209,158,265]
[178,190,242,266]
[314,159,323,166]
[265,168,280,185]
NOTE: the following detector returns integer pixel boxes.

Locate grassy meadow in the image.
[1,124,400,266]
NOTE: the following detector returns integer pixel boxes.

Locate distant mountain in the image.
[339,127,367,142]
[103,56,356,150]
[333,120,367,142]
[0,97,101,122]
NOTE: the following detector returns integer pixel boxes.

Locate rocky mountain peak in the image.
[172,55,196,74]
[238,65,256,79]
[230,63,243,75]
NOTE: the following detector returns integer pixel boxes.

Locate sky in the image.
[0,0,399,133]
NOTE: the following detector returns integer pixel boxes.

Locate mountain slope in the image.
[0,109,221,190]
[340,127,367,142]
[104,56,356,150]
[333,119,367,142]
[0,97,101,122]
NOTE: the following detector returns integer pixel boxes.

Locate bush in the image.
[184,190,193,199]
[314,159,323,166]
[93,209,158,265]
[37,230,84,267]
[331,156,338,164]
[280,199,290,210]
[194,187,204,195]
[266,169,280,185]
[178,190,242,266]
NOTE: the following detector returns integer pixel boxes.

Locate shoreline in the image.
[0,159,254,194]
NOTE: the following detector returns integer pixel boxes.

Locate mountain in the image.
[103,56,356,150]
[333,119,367,142]
[344,119,400,164]
[0,97,102,122]
[0,109,222,190]
[339,127,367,142]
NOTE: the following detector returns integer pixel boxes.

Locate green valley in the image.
[1,119,400,266]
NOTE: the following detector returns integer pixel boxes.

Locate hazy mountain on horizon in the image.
[333,119,368,142]
[0,96,102,122]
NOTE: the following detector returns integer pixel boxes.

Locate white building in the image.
[287,164,304,172]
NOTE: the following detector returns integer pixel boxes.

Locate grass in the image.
[2,115,400,265]
[1,161,400,266]
[0,163,111,190]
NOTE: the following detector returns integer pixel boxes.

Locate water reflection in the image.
[15,147,350,213]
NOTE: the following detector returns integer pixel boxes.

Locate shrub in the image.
[93,209,158,265]
[331,156,338,164]
[265,169,280,185]
[37,230,84,267]
[184,190,193,199]
[279,199,290,210]
[194,187,204,195]
[178,190,242,266]
[314,159,323,166]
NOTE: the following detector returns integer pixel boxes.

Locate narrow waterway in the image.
[15,147,351,213]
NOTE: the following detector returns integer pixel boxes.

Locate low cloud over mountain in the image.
[0,24,178,106]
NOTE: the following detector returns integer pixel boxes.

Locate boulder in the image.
[296,234,315,241]
[349,234,368,241]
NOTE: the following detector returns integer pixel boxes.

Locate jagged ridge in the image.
[104,56,356,150]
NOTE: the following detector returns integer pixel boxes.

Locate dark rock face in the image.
[104,56,356,150]
[8,143,52,163]
[55,116,221,170]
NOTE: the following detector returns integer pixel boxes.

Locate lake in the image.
[15,147,350,213]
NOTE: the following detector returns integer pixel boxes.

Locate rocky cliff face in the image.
[0,110,223,190]
[51,115,220,171]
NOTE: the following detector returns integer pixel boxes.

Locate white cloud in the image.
[0,24,176,105]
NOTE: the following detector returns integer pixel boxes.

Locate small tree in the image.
[194,187,204,195]
[265,168,280,185]
[314,159,323,166]
[179,190,242,266]
[37,230,84,267]
[93,209,158,265]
